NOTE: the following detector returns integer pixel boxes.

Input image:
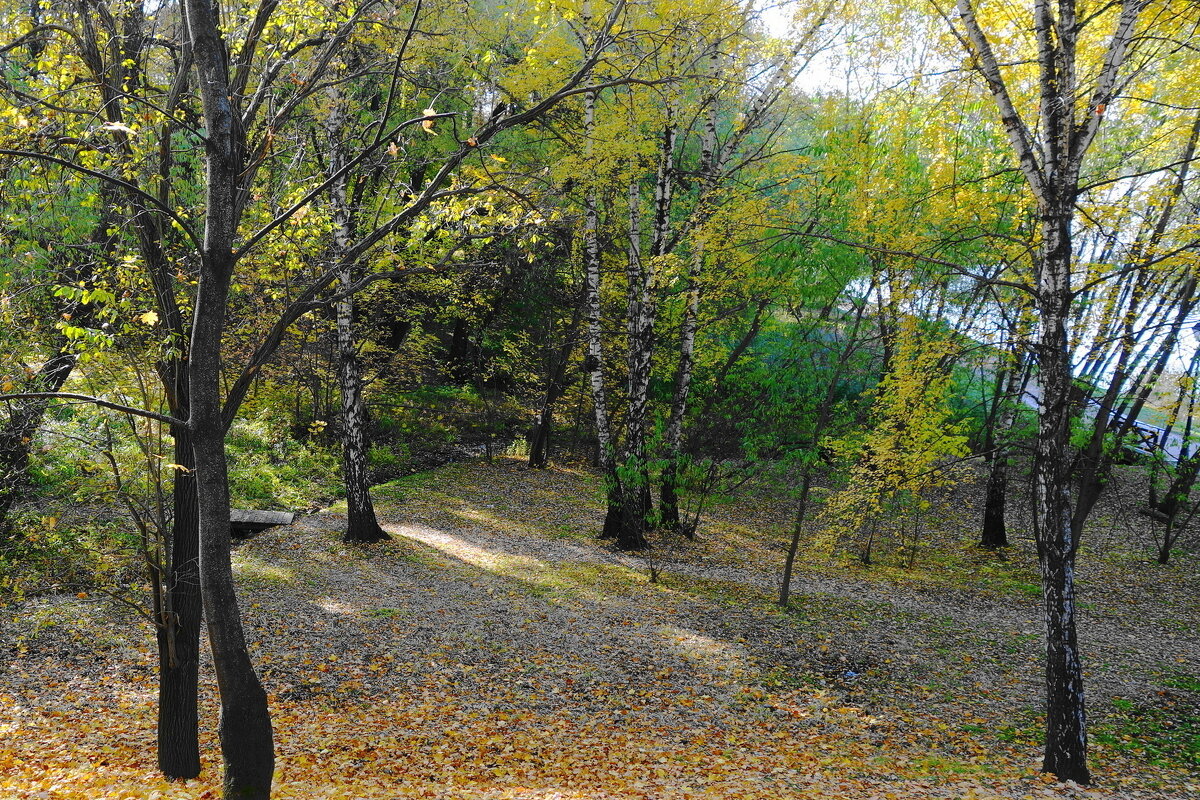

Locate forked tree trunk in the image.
[954,0,1149,781]
[185,0,274,792]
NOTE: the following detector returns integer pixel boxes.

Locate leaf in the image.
[100,121,137,136]
[138,310,159,325]
[422,107,437,134]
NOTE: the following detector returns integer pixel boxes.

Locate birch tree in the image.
[942,0,1192,782]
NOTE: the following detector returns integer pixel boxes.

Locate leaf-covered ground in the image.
[2,457,1198,799]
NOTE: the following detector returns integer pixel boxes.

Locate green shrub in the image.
[226,412,343,510]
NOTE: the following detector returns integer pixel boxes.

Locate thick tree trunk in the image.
[949,0,1151,781]
[191,265,274,798]
[1034,207,1089,785]
[185,0,274,792]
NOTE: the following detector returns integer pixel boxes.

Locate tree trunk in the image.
[1033,205,1089,785]
[779,471,813,607]
[580,86,625,539]
[191,261,274,798]
[979,458,1009,548]
[337,280,389,544]
[185,0,274,791]
[659,258,700,536]
[527,410,553,469]
[327,83,389,545]
[952,0,1153,780]
[157,424,202,779]
[980,356,1024,549]
[527,309,580,469]
[618,179,652,551]
[0,347,76,538]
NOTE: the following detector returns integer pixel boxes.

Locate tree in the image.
[5,0,647,791]
[943,0,1195,782]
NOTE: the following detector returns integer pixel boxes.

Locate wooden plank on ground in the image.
[230,509,295,534]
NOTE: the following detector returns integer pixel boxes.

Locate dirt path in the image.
[1,458,1196,799]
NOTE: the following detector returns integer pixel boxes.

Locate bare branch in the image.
[0,393,183,426]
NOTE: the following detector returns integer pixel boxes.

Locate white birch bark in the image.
[951,0,1151,783]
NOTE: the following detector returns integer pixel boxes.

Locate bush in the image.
[226,412,344,510]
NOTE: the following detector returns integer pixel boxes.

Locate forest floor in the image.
[2,457,1199,799]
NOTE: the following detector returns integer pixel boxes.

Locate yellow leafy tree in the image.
[822,311,968,565]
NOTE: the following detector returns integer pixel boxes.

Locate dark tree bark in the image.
[185,0,274,792]
[0,348,76,538]
[980,353,1027,549]
[979,461,1009,549]
[778,472,813,607]
[527,309,580,469]
[157,424,202,779]
[67,1,206,775]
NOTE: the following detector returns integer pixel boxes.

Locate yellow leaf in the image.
[138,310,159,325]
[100,121,137,136]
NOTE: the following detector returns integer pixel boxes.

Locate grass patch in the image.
[1164,673,1200,693]
[1094,694,1200,771]
[233,553,299,587]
